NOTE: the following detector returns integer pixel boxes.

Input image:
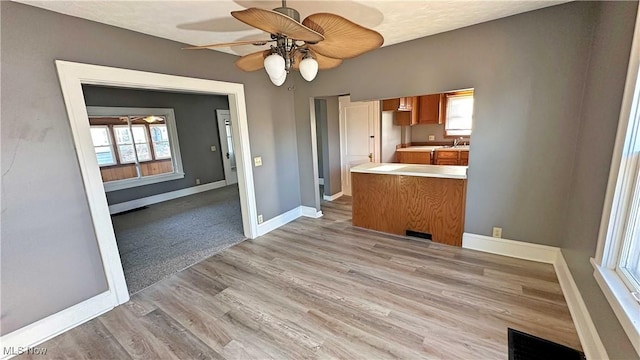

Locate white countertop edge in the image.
[350,163,467,179]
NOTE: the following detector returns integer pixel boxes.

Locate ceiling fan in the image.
[184,0,384,86]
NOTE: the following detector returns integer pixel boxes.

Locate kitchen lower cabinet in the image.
[434,149,469,165]
[352,171,467,246]
[397,151,432,164]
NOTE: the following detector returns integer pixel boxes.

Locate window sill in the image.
[590,258,640,356]
[103,172,185,192]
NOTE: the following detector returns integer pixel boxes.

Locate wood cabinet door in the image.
[382,98,400,111]
[418,94,441,124]
[459,150,469,165]
[434,150,460,165]
[397,151,431,164]
[398,97,414,111]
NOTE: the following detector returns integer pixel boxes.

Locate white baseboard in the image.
[256,207,302,236]
[554,253,608,360]
[256,206,323,236]
[323,191,343,202]
[301,206,323,218]
[463,232,607,359]
[108,180,227,214]
[0,292,115,360]
[318,178,324,185]
[462,232,559,264]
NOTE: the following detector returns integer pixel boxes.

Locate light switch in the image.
[254,156,262,167]
[210,145,216,152]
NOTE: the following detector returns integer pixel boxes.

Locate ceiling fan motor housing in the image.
[273,6,300,22]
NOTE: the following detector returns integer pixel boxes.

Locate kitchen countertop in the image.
[351,162,467,179]
[396,146,443,152]
[434,145,470,151]
[396,145,470,152]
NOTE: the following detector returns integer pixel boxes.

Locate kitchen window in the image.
[87,107,184,192]
[444,92,474,137]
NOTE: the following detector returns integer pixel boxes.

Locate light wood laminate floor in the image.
[24,197,581,359]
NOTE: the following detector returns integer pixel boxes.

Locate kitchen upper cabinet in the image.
[383,97,418,126]
[418,94,443,124]
[385,97,418,126]
[382,98,400,111]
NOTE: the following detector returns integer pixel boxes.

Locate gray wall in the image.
[411,123,467,143]
[295,1,596,246]
[314,97,342,197]
[315,99,325,182]
[562,2,638,359]
[382,111,402,162]
[1,1,300,335]
[82,85,229,205]
[323,96,342,196]
[292,1,638,357]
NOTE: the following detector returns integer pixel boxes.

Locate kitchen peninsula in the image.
[351,163,467,246]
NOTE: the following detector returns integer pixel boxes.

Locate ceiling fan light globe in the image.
[264,54,285,79]
[269,72,287,86]
[299,57,318,81]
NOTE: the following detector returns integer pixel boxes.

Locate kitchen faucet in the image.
[453,137,463,147]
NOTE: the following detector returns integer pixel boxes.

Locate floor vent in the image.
[405,230,432,240]
[508,328,585,360]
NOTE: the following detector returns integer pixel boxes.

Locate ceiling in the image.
[16,0,570,57]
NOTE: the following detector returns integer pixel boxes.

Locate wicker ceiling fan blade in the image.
[292,50,343,71]
[232,8,324,43]
[235,50,270,72]
[182,40,273,50]
[302,13,383,59]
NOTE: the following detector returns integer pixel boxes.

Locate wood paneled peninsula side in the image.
[351,163,467,246]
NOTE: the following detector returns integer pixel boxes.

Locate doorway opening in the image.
[83,86,245,294]
[310,95,381,211]
[56,60,258,306]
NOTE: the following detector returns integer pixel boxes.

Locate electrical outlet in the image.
[428,135,435,141]
[195,178,201,185]
[492,227,502,238]
[254,156,263,167]
[257,214,263,224]
[210,145,216,152]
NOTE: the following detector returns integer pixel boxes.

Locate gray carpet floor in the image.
[111,184,246,294]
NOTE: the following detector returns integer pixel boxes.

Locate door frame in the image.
[54,60,259,307]
[216,109,238,186]
[338,95,381,196]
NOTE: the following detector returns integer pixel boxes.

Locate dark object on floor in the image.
[508,328,585,360]
[406,230,432,240]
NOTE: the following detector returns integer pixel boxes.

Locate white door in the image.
[216,109,238,185]
[339,95,380,196]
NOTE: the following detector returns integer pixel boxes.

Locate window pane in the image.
[94,146,115,166]
[136,144,152,162]
[90,127,111,146]
[118,144,136,163]
[132,126,148,144]
[446,95,474,132]
[153,141,172,159]
[150,125,169,142]
[114,127,132,144]
[619,164,640,291]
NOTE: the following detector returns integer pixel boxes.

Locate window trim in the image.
[87,106,184,192]
[593,8,640,356]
